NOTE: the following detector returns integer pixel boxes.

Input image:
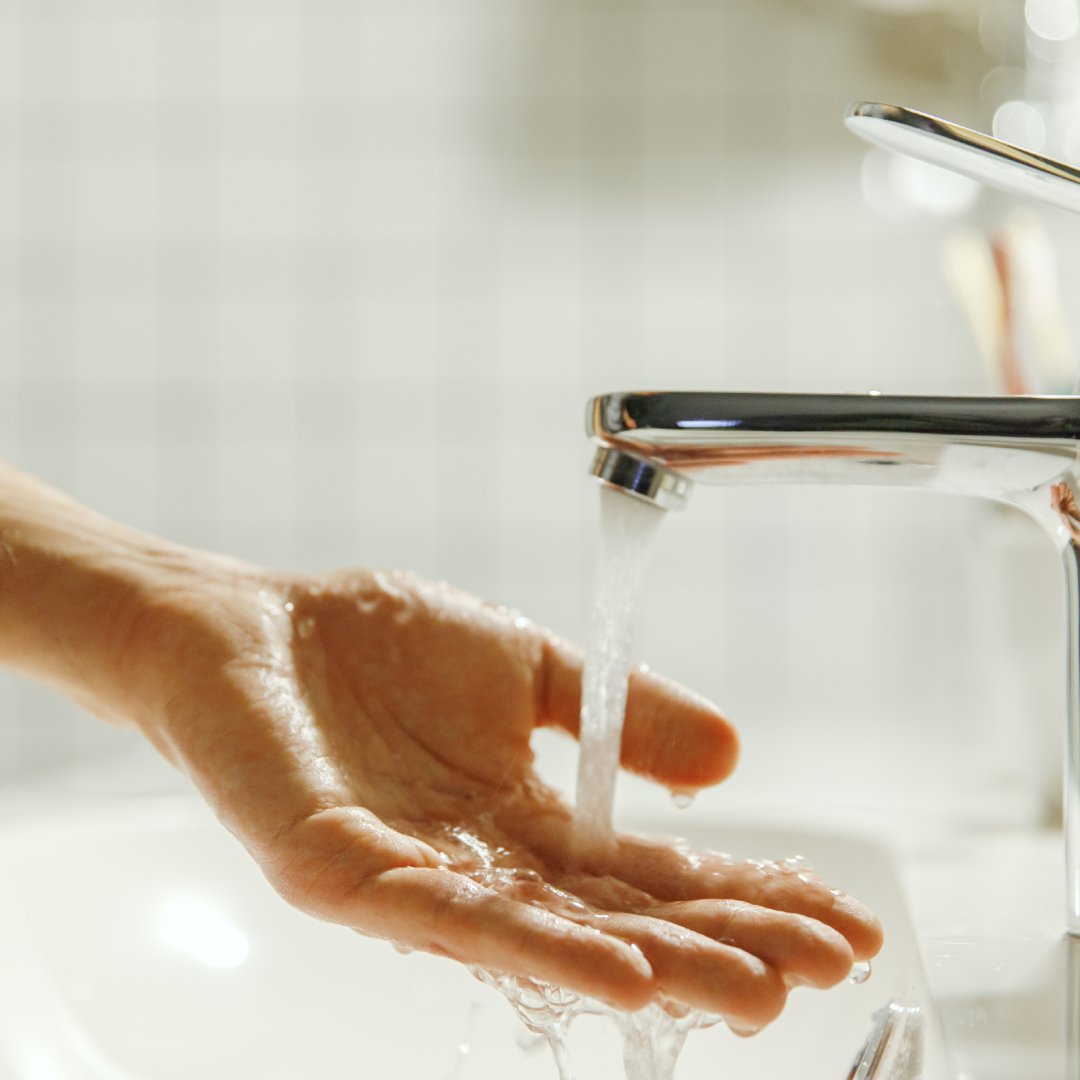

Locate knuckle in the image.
[734,962,788,1031]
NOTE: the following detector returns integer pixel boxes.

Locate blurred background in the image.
[2,0,1079,833]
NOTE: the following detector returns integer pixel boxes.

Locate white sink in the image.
[0,797,951,1079]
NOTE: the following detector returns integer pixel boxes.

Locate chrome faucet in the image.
[583,100,1080,934]
[587,390,1080,933]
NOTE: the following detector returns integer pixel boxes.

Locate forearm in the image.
[0,462,227,722]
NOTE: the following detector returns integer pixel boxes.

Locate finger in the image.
[609,835,884,961]
[536,635,739,788]
[265,809,656,1011]
[564,873,854,992]
[585,911,787,1032]
[350,866,655,1011]
[647,899,855,989]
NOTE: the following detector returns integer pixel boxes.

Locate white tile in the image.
[75,11,160,104]
[74,297,159,378]
[292,379,364,442]
[156,440,227,532]
[75,160,161,245]
[217,9,303,103]
[73,377,161,444]
[214,439,300,519]
[214,377,297,441]
[217,158,301,245]
[216,298,301,380]
[72,442,162,532]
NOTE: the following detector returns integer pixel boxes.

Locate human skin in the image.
[0,462,882,1035]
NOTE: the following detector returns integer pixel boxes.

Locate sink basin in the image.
[0,796,950,1079]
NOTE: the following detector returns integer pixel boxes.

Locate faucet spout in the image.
[588,391,1080,500]
[587,390,1080,934]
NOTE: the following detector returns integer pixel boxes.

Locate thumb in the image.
[536,636,739,789]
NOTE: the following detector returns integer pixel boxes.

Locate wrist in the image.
[0,465,262,729]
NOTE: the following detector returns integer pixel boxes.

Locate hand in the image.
[117,563,882,1035]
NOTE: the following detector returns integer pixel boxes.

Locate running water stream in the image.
[478,485,723,1079]
[472,483,871,1077]
[573,484,666,855]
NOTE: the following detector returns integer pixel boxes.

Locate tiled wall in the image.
[0,0,1072,825]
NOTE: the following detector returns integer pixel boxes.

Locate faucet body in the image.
[588,391,1080,933]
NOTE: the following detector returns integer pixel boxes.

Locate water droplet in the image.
[671,790,695,809]
[374,570,409,602]
[703,848,735,866]
[392,941,414,956]
[848,960,872,985]
[297,616,316,640]
[516,1029,547,1055]
[747,858,779,876]
[829,887,845,898]
[781,854,813,873]
[283,600,295,614]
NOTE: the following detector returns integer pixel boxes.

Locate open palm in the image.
[134,566,881,1035]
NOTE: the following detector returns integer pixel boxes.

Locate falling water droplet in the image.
[671,790,695,810]
[848,960,872,985]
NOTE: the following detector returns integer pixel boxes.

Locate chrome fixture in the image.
[587,391,1080,933]
[847,1000,923,1080]
[583,101,1080,931]
[845,102,1080,215]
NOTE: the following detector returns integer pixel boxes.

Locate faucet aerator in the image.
[590,446,692,511]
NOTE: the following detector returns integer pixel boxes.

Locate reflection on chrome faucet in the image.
[1068,937,1080,1080]
[587,390,1080,935]
[847,1000,924,1080]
